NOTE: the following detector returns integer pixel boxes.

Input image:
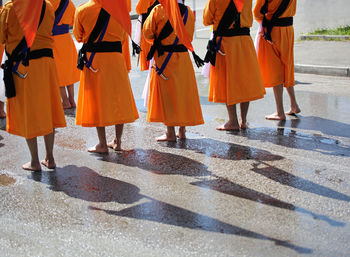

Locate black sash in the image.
[77,8,116,70]
[204,0,248,66]
[146,4,188,61]
[260,0,293,42]
[2,0,46,98]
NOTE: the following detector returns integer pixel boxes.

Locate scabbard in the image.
[2,60,16,98]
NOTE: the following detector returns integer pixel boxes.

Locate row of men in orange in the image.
[0,0,300,171]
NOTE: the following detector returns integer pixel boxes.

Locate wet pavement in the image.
[0,71,350,256]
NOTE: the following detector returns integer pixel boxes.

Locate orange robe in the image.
[122,0,132,72]
[49,0,80,87]
[254,0,296,88]
[143,5,204,127]
[73,0,139,127]
[203,0,265,105]
[0,0,66,139]
[136,0,157,71]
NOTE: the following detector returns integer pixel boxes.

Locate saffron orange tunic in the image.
[254,0,296,88]
[143,5,204,127]
[0,0,66,139]
[73,0,139,127]
[136,0,158,71]
[122,0,132,72]
[49,0,80,87]
[203,0,265,105]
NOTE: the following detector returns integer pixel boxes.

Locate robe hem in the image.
[76,117,139,127]
[7,123,66,139]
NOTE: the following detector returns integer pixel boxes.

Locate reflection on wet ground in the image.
[190,178,345,227]
[0,118,5,131]
[251,162,350,202]
[99,149,212,177]
[29,165,312,254]
[164,138,284,162]
[243,119,350,157]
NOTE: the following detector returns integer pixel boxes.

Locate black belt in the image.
[161,44,187,53]
[85,41,122,53]
[216,27,250,37]
[6,48,53,63]
[263,17,293,28]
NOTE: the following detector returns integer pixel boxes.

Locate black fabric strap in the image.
[216,27,250,37]
[55,0,68,17]
[87,8,110,44]
[215,0,240,38]
[147,4,187,61]
[260,0,292,41]
[161,44,187,53]
[28,48,53,60]
[85,41,122,53]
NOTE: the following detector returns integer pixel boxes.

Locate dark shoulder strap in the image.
[87,8,110,44]
[216,0,240,35]
[55,0,68,17]
[261,0,291,19]
[273,0,291,19]
[141,0,159,27]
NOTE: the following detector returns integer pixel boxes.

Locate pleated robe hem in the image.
[7,123,66,139]
[209,93,265,105]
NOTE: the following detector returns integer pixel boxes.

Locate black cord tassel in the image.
[192,51,205,68]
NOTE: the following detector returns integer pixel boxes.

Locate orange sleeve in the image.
[0,4,9,45]
[142,7,157,41]
[203,0,215,26]
[136,0,153,15]
[127,0,131,13]
[253,0,265,22]
[73,8,83,43]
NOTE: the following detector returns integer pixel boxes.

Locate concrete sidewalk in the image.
[294,40,350,77]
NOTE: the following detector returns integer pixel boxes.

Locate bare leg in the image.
[0,101,6,118]
[177,126,186,139]
[88,127,108,153]
[41,131,56,169]
[23,137,41,171]
[156,126,177,142]
[239,102,250,129]
[265,85,286,120]
[107,124,124,151]
[217,104,240,131]
[285,86,301,115]
[60,87,71,109]
[67,84,76,108]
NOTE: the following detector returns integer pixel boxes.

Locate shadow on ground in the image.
[30,165,312,254]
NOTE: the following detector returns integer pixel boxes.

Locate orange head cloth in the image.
[158,0,194,52]
[12,0,44,47]
[95,0,132,36]
[233,0,244,12]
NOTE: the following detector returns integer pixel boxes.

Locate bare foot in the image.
[239,121,248,130]
[265,113,286,121]
[69,98,76,108]
[286,106,301,115]
[62,100,72,109]
[0,110,6,119]
[176,127,186,139]
[216,122,240,131]
[88,144,108,154]
[22,161,41,171]
[41,159,56,169]
[156,133,177,142]
[107,139,122,151]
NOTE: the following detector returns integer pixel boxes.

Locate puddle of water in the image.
[0,174,16,186]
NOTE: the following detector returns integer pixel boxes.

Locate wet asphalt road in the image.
[0,71,350,256]
[1,0,350,256]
